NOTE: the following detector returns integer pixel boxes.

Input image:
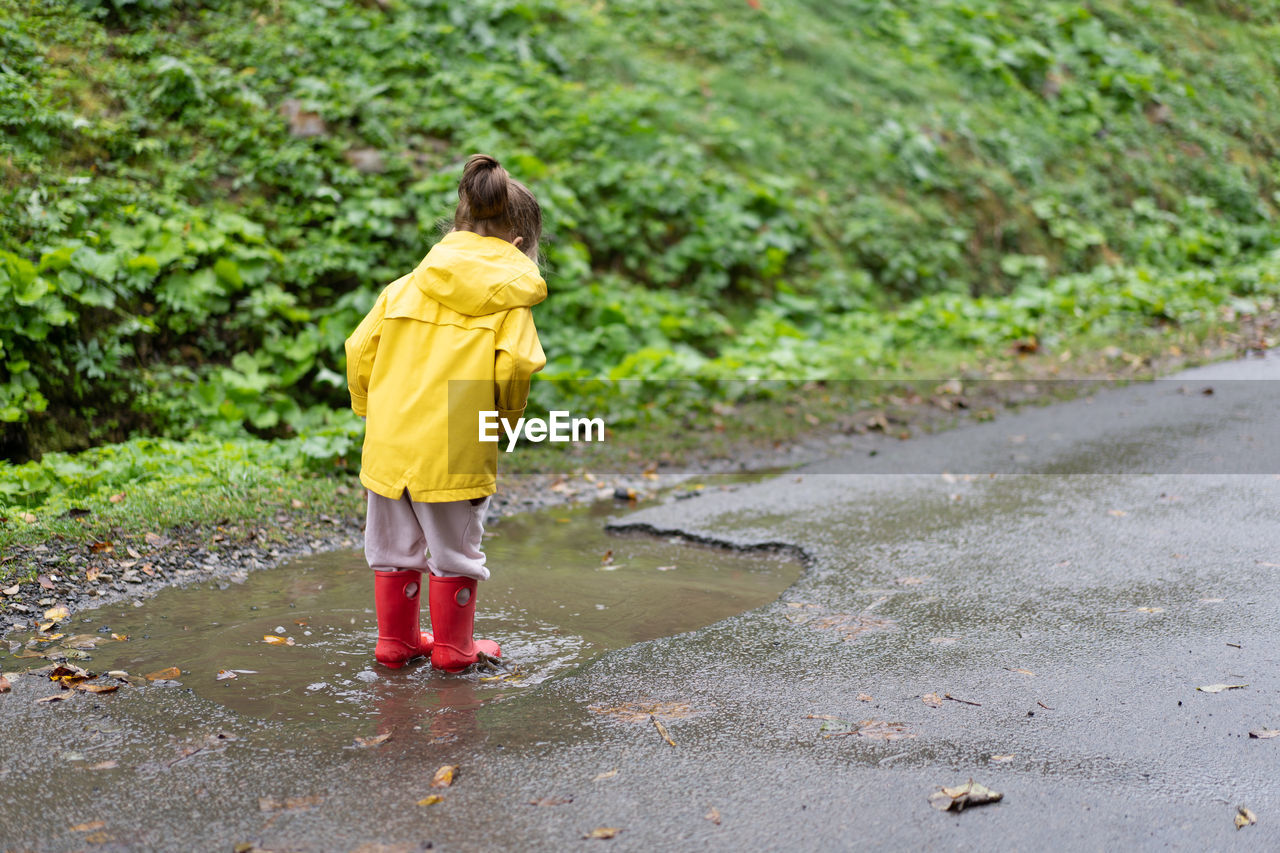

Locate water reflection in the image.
[3,496,801,730]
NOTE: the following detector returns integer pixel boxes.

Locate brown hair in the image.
[452,153,542,255]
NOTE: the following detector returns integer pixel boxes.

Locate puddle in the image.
[2,496,801,726]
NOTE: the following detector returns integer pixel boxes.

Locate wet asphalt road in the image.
[3,354,1280,851]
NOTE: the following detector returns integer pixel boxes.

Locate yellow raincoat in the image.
[345,230,547,502]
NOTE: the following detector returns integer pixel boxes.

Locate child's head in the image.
[452,153,542,260]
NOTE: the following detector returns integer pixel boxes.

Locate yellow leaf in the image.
[76,683,119,694]
[144,667,181,681]
[263,635,296,646]
[417,795,443,806]
[43,605,70,623]
[430,764,458,788]
[1235,806,1257,830]
[583,827,620,840]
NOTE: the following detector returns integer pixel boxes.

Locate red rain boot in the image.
[428,574,500,673]
[374,569,433,669]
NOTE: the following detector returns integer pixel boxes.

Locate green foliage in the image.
[0,0,1278,472]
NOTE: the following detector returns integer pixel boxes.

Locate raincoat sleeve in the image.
[494,306,546,425]
[344,290,388,417]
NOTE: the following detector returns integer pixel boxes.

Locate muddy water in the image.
[3,496,800,728]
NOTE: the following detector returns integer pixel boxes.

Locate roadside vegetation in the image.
[2,0,1278,575]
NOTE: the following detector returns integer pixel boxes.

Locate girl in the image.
[345,153,546,672]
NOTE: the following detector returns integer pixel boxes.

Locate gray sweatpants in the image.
[364,490,491,581]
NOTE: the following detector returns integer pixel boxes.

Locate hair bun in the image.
[459,153,510,220]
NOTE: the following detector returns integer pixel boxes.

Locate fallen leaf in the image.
[527,797,573,806]
[601,549,614,565]
[90,540,113,553]
[87,760,118,770]
[49,666,91,687]
[259,795,324,811]
[144,532,164,546]
[417,795,443,806]
[70,821,106,832]
[1005,668,1036,676]
[38,574,54,590]
[824,719,915,741]
[928,779,1003,812]
[263,635,296,646]
[583,827,620,840]
[705,807,721,825]
[144,667,182,681]
[1235,806,1257,830]
[989,754,1015,762]
[217,670,238,681]
[109,492,126,503]
[1198,684,1248,693]
[431,764,458,788]
[922,693,943,708]
[111,633,128,642]
[0,675,9,692]
[36,693,71,704]
[75,683,119,694]
[2,584,18,595]
[857,693,873,702]
[1248,729,1279,739]
[1107,509,1128,517]
[650,714,676,747]
[589,700,696,723]
[85,567,101,582]
[355,733,391,748]
[43,605,70,623]
[592,769,618,782]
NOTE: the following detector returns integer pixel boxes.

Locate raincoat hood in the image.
[412,230,546,316]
